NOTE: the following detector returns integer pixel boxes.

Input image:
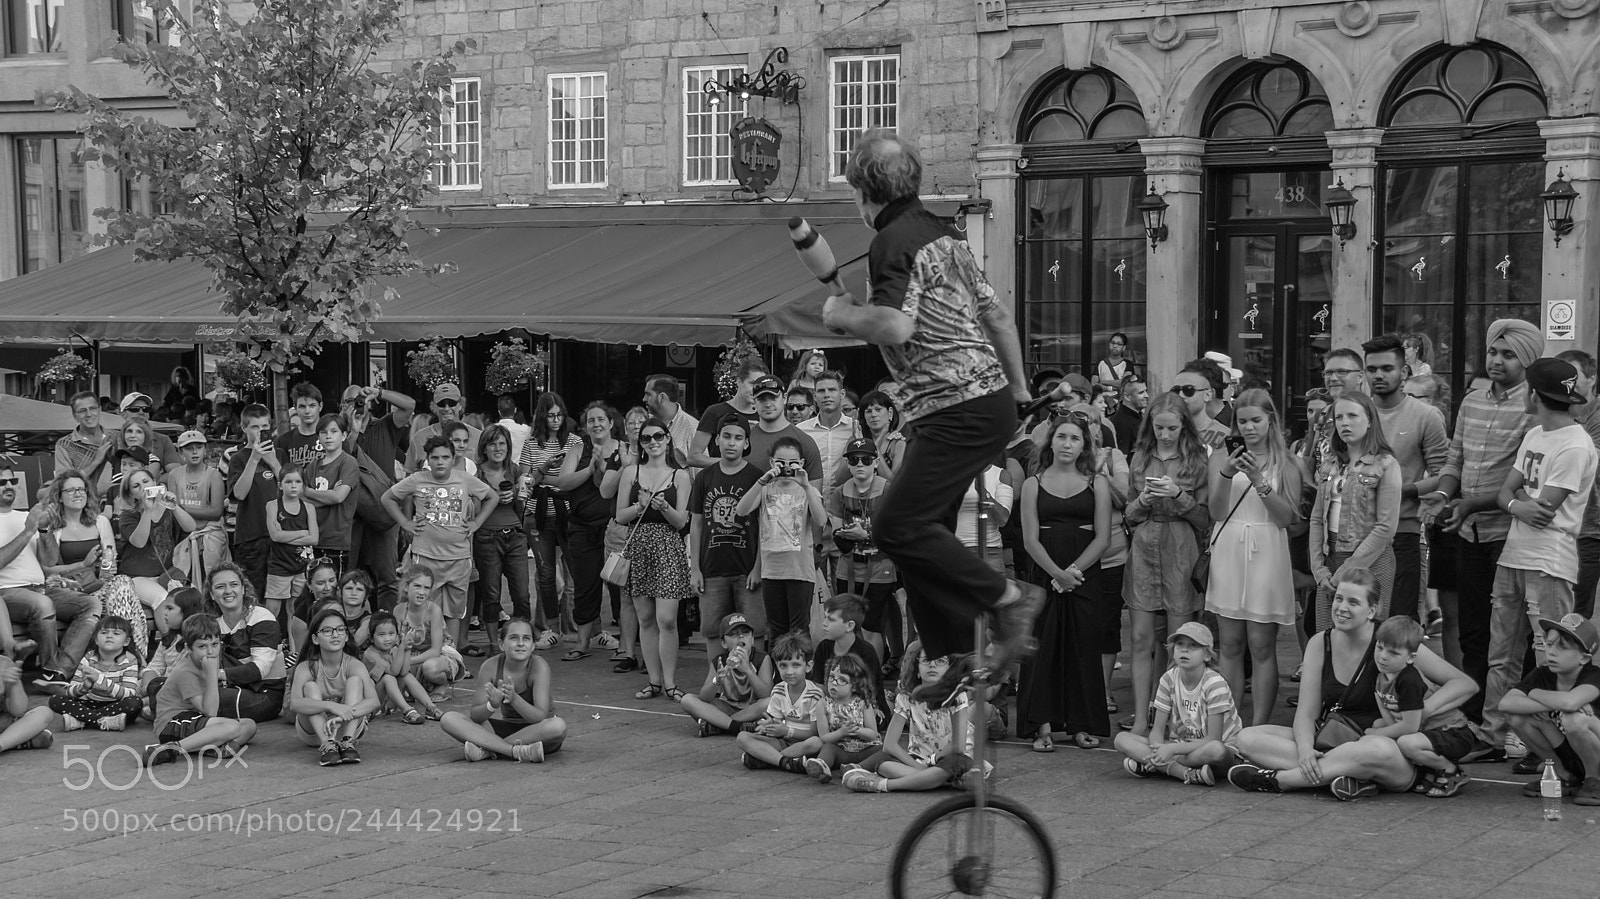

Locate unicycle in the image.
[887,472,1055,898]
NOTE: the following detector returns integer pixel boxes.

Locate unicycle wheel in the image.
[888,792,1055,898]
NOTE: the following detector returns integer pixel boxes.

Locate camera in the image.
[143,485,163,500]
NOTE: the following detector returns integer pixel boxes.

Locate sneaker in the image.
[1575,776,1600,807]
[534,630,560,650]
[1329,775,1380,801]
[469,616,481,629]
[20,728,52,750]
[695,719,721,738]
[594,632,621,650]
[842,768,888,793]
[740,751,771,770]
[511,740,544,763]
[337,738,361,765]
[318,742,342,767]
[1227,763,1283,793]
[1183,765,1216,786]
[1458,739,1507,765]
[61,714,84,733]
[97,715,126,732]
[143,742,183,767]
[778,756,806,774]
[31,669,70,689]
[986,579,1045,674]
[1123,757,1159,779]
[462,741,489,762]
[1504,732,1528,759]
[1513,755,1543,776]
[804,758,832,783]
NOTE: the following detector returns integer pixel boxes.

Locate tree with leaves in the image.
[58,0,466,368]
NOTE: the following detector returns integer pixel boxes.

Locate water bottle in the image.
[99,543,116,577]
[1541,758,1563,821]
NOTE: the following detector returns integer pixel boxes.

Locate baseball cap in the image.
[843,437,878,461]
[115,446,154,468]
[1165,621,1215,650]
[1031,368,1065,396]
[1526,357,1588,406]
[176,430,208,448]
[721,613,755,635]
[751,375,785,398]
[432,382,463,403]
[1537,612,1599,655]
[1061,372,1093,398]
[119,393,153,413]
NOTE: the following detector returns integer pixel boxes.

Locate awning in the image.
[0,200,962,347]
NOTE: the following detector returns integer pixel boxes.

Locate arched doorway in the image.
[1015,68,1150,382]
[1202,60,1335,412]
[1376,43,1547,398]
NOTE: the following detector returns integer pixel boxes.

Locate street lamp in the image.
[702,47,806,107]
[1325,177,1357,246]
[1542,169,1578,247]
[1138,185,1168,249]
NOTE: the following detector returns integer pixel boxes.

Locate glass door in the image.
[1215,224,1334,422]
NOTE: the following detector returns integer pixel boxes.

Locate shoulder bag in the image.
[1189,483,1250,594]
[1313,630,1374,751]
[601,466,643,587]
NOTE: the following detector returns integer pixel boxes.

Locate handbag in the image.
[600,523,638,587]
[1189,487,1250,593]
[350,445,397,529]
[1313,631,1374,751]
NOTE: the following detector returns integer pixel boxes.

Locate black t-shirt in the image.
[697,402,758,439]
[275,428,322,470]
[1516,662,1600,716]
[567,440,621,528]
[222,445,278,544]
[1375,665,1428,716]
[688,462,762,576]
[354,413,408,474]
[810,636,885,712]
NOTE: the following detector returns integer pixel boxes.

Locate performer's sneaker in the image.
[909,653,973,706]
[987,579,1045,675]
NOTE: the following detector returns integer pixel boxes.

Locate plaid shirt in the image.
[52,428,112,479]
[1440,381,1531,544]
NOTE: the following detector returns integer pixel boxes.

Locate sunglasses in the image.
[845,456,875,466]
[435,399,459,408]
[785,404,811,412]
[639,433,668,443]
[1170,385,1208,398]
[125,406,151,414]
[0,477,17,486]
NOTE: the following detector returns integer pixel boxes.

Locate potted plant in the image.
[212,349,267,395]
[484,337,548,396]
[712,335,762,400]
[36,349,96,388]
[406,338,457,391]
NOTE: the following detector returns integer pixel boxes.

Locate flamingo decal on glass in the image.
[1048,259,1060,283]
[1313,304,1330,334]
[1114,259,1127,282]
[1243,302,1261,331]
[1495,255,1511,280]
[1411,257,1427,282]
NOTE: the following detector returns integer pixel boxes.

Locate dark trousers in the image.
[566,520,606,627]
[1577,537,1600,620]
[1456,538,1503,723]
[351,518,400,613]
[762,578,812,642]
[530,527,570,622]
[233,537,270,607]
[472,526,531,622]
[49,694,144,727]
[1390,531,1422,622]
[874,390,1015,659]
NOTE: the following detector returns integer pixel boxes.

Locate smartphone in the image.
[1225,435,1246,455]
[1144,476,1164,483]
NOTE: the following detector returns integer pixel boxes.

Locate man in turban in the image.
[1426,318,1541,763]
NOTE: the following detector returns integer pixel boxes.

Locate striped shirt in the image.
[70,651,142,702]
[1440,382,1531,544]
[1153,667,1241,744]
[764,679,825,742]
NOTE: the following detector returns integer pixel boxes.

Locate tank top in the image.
[629,469,679,525]
[493,655,538,721]
[1318,629,1380,727]
[307,655,352,703]
[269,500,312,575]
[57,536,98,566]
[176,468,213,517]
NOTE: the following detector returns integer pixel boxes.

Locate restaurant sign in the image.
[730,117,782,195]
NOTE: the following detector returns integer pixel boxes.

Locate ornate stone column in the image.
[974,142,1023,319]
[1540,117,1600,356]
[1140,136,1205,388]
[1325,128,1384,351]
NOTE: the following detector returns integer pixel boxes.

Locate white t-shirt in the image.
[0,509,45,588]
[497,418,532,465]
[1152,667,1241,744]
[1500,423,1598,582]
[955,465,1012,550]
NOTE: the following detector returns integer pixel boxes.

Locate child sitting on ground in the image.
[332,570,375,649]
[681,613,772,736]
[145,613,259,767]
[736,630,824,772]
[810,593,884,710]
[1367,616,1478,798]
[842,640,984,793]
[47,615,145,732]
[286,559,339,665]
[1113,621,1240,786]
[142,587,208,719]
[364,611,438,723]
[396,565,461,702]
[0,655,54,754]
[800,653,882,784]
[289,606,379,766]
[1500,613,1600,806]
[439,618,567,762]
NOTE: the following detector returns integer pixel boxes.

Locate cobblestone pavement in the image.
[4,630,1597,899]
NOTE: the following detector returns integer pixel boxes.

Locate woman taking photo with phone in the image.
[1206,389,1306,726]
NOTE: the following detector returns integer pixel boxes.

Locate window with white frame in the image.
[549,73,607,188]
[682,65,746,186]
[830,53,899,179]
[435,77,482,190]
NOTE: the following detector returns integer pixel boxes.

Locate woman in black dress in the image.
[1017,412,1111,752]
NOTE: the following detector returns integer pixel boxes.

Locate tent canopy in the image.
[0,200,964,348]
[0,394,178,434]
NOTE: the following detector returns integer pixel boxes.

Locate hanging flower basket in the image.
[712,335,761,400]
[484,337,549,395]
[406,339,457,391]
[37,349,96,384]
[212,350,267,393]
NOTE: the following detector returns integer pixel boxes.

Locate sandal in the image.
[561,649,592,662]
[1425,768,1470,799]
[1031,733,1055,753]
[403,708,425,725]
[1106,697,1118,713]
[613,657,640,673]
[664,686,686,702]
[635,683,663,700]
[1070,732,1101,750]
[423,705,444,722]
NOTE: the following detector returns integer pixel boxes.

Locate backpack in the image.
[351,445,397,529]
